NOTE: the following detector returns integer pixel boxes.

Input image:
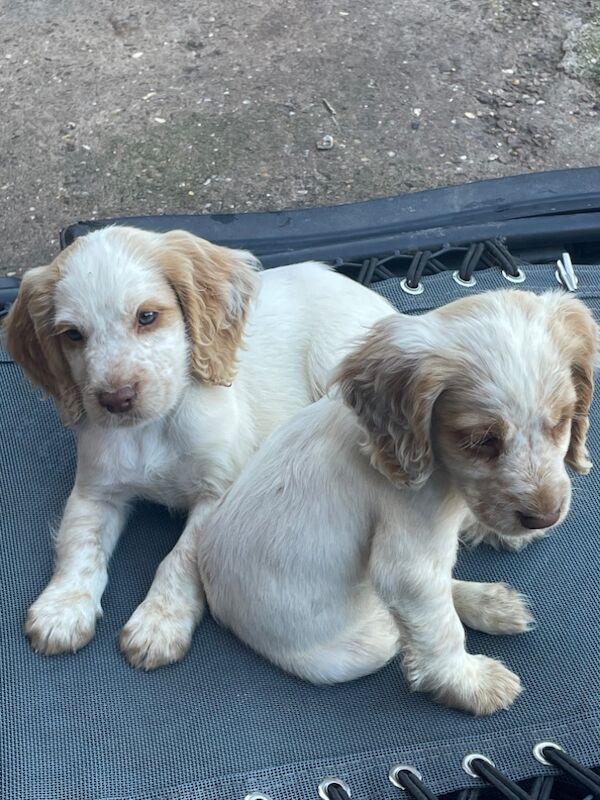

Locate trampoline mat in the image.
[1,265,599,800]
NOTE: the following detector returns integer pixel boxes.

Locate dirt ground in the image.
[1,0,600,276]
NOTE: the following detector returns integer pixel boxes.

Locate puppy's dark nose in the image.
[97,386,136,414]
[517,508,561,530]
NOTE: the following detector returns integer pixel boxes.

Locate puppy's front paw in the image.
[471,583,534,635]
[435,655,522,716]
[491,530,548,552]
[120,598,195,670]
[461,522,546,552]
[25,586,99,655]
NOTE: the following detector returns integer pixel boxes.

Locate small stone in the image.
[316,134,334,150]
[132,52,143,59]
[501,68,514,75]
[488,153,499,161]
[411,120,420,130]
[387,151,396,157]
[188,191,195,196]
[464,111,476,119]
[143,92,157,100]
[154,117,166,124]
[413,107,422,116]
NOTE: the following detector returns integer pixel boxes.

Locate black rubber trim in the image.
[60,167,600,268]
[0,277,21,319]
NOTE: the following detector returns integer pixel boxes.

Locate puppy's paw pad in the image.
[120,600,194,670]
[25,589,99,655]
[476,583,535,635]
[438,655,522,716]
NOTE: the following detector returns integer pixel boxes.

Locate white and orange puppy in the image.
[199,291,597,715]
[4,226,395,669]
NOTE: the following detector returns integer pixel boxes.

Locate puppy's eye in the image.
[551,417,570,438]
[462,433,502,458]
[476,435,501,454]
[63,329,83,342]
[138,311,158,327]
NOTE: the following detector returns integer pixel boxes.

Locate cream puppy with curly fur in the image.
[4,226,396,669]
[199,291,597,715]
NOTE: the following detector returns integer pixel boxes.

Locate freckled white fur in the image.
[24,228,395,667]
[199,291,597,715]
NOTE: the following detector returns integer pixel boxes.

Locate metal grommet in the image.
[533,741,564,766]
[388,764,423,789]
[400,278,424,295]
[501,268,526,284]
[245,793,273,800]
[452,270,477,287]
[318,777,351,800]
[462,753,495,778]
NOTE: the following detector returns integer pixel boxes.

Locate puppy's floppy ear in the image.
[156,230,259,385]
[3,262,84,426]
[551,294,599,474]
[335,315,448,488]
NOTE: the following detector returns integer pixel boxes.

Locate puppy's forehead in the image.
[54,229,170,322]
[435,292,573,413]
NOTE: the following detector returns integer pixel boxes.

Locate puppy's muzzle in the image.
[97,385,137,414]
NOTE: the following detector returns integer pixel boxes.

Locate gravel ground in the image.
[1,0,600,276]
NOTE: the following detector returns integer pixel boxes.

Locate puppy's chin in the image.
[84,407,149,429]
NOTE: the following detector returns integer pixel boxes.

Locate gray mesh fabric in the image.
[1,265,599,800]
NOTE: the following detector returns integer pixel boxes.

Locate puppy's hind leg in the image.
[452,580,534,635]
[278,595,401,685]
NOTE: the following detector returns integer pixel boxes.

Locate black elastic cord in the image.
[466,759,530,800]
[357,256,379,286]
[405,250,433,288]
[528,775,553,799]
[459,242,485,281]
[457,790,481,800]
[486,239,519,275]
[324,784,350,800]
[393,770,439,800]
[539,747,600,796]
[332,237,524,287]
[406,251,424,288]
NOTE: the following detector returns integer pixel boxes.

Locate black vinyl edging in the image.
[2,167,600,317]
[60,167,600,268]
